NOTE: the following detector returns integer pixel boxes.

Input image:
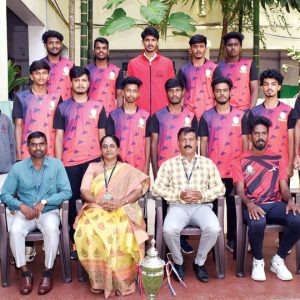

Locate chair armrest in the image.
[0,203,8,236]
[76,199,83,213]
[296,193,300,206]
[217,196,225,228]
[234,195,243,228]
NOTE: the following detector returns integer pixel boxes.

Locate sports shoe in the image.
[226,241,235,253]
[180,239,194,254]
[25,246,36,263]
[251,258,266,281]
[270,255,293,281]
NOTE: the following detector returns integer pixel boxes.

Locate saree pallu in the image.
[74,162,149,299]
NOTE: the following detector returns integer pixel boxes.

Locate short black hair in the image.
[141,26,159,40]
[94,37,109,49]
[42,30,64,43]
[223,32,244,45]
[165,78,184,91]
[259,69,284,86]
[177,127,197,140]
[211,76,233,90]
[69,66,90,81]
[27,131,47,146]
[121,77,142,89]
[189,34,207,46]
[248,116,272,133]
[29,60,50,74]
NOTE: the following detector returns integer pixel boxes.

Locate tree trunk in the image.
[69,0,75,62]
[218,17,228,62]
[88,0,94,63]
[80,0,88,66]
[253,0,260,75]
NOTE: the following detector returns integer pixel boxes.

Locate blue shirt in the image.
[0,156,72,212]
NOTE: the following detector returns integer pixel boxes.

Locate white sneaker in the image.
[251,258,266,281]
[25,246,36,263]
[270,255,293,281]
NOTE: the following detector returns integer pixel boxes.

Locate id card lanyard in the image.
[31,165,45,201]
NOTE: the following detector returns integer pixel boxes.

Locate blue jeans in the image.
[242,201,300,259]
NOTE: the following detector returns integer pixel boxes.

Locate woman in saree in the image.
[74,135,149,298]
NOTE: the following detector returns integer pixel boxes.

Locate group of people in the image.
[0,25,300,298]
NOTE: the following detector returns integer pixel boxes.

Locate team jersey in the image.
[12,89,61,159]
[178,60,217,120]
[54,99,106,167]
[107,106,150,171]
[151,107,198,167]
[214,58,257,110]
[42,56,74,101]
[199,106,248,178]
[127,52,174,114]
[233,150,287,204]
[249,102,295,166]
[86,63,122,113]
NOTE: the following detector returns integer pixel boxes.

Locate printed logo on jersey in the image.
[245,165,255,175]
[232,116,240,126]
[49,100,56,111]
[89,108,97,119]
[109,71,116,80]
[278,112,287,122]
[184,117,191,127]
[138,117,145,128]
[240,65,247,73]
[205,69,211,78]
[63,67,70,76]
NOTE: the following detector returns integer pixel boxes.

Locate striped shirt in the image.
[152,154,225,203]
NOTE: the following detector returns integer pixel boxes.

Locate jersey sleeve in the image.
[250,60,258,81]
[294,94,300,119]
[177,68,187,88]
[150,114,159,134]
[12,95,23,119]
[115,70,123,89]
[279,156,288,180]
[232,156,244,184]
[198,115,209,137]
[145,116,151,137]
[213,65,222,80]
[98,106,107,129]
[53,106,65,130]
[106,114,116,135]
[191,115,198,132]
[241,113,249,135]
[287,108,296,129]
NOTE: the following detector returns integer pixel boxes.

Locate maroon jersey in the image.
[233,150,287,204]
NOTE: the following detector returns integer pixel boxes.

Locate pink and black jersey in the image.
[178,60,217,120]
[199,106,248,178]
[233,150,287,204]
[249,102,295,166]
[214,58,257,110]
[86,63,122,113]
[42,56,74,101]
[107,106,150,171]
[12,89,61,159]
[54,99,106,167]
[151,107,198,167]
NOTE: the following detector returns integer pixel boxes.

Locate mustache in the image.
[184,145,192,149]
[257,139,265,143]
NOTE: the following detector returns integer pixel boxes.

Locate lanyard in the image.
[103,161,118,193]
[31,165,45,201]
[181,157,197,183]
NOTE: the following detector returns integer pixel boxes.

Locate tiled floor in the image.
[1,233,300,300]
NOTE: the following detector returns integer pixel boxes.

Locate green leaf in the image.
[168,12,196,34]
[99,8,136,36]
[140,1,168,24]
[172,31,191,37]
[103,0,126,10]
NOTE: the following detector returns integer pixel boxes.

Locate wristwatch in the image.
[40,199,48,206]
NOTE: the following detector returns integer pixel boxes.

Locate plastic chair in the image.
[0,200,72,287]
[155,196,226,279]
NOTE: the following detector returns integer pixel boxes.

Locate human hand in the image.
[286,164,293,178]
[286,199,300,215]
[98,197,124,211]
[20,204,36,220]
[247,202,265,220]
[293,155,300,170]
[33,202,45,218]
[180,190,202,203]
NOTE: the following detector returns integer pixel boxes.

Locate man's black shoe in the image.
[180,238,194,254]
[193,263,208,283]
[173,263,185,281]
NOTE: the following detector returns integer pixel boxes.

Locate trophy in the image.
[140,239,165,300]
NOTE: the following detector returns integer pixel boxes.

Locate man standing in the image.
[0,110,16,192]
[151,78,198,179]
[213,32,258,111]
[86,37,123,113]
[107,77,151,174]
[152,127,225,282]
[127,26,174,114]
[42,30,74,101]
[177,34,217,120]
[1,131,72,295]
[233,116,300,281]
[54,66,106,248]
[13,60,61,161]
[199,77,248,253]
[249,69,295,177]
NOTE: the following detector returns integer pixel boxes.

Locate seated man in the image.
[0,131,72,295]
[233,116,300,281]
[152,127,225,283]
